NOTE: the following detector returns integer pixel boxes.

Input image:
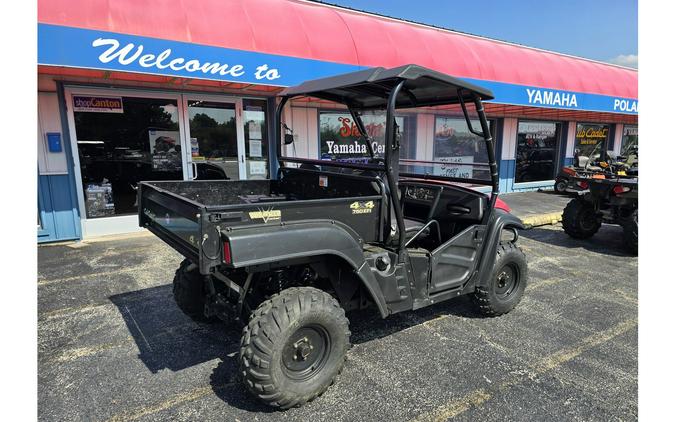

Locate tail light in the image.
[612,185,631,195]
[577,181,589,190]
[562,167,576,176]
[591,174,605,179]
[223,240,232,264]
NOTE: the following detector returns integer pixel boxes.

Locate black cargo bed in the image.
[138,169,387,273]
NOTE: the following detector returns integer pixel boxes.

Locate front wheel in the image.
[239,287,351,409]
[562,198,601,239]
[471,242,528,316]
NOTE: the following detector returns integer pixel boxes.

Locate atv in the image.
[555,145,638,194]
[138,65,528,408]
[562,175,638,254]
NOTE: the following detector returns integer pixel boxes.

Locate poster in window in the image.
[249,139,262,158]
[248,121,263,140]
[432,116,492,180]
[319,113,405,160]
[249,160,267,175]
[85,181,115,217]
[433,156,474,179]
[148,130,182,171]
[190,137,200,158]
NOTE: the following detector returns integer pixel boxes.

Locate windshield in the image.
[280,97,492,184]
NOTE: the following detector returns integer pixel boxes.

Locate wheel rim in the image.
[556,181,567,191]
[495,264,520,299]
[281,324,331,381]
[578,207,598,231]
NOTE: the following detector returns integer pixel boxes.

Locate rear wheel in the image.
[554,179,568,193]
[471,242,528,316]
[622,209,638,255]
[562,198,601,239]
[172,259,213,322]
[239,287,350,409]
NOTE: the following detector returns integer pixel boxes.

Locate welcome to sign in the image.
[38,23,638,115]
[38,24,365,87]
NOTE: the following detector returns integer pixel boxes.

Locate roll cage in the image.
[275,64,498,254]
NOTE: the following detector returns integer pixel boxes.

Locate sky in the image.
[324,0,638,68]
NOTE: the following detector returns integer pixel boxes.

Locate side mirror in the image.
[284,133,294,145]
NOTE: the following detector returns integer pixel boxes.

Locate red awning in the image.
[38,0,637,99]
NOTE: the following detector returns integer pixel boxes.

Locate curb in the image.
[520,212,563,229]
[39,230,151,248]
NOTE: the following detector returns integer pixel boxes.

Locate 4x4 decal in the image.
[350,200,375,214]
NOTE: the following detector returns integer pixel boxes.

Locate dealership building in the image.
[37,0,638,242]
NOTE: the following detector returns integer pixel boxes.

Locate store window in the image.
[243,99,269,179]
[574,123,609,163]
[621,125,638,156]
[432,116,494,180]
[187,100,238,180]
[515,120,561,183]
[73,95,183,218]
[318,111,415,162]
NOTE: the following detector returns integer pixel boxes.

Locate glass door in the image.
[65,87,185,238]
[242,99,270,179]
[183,97,245,180]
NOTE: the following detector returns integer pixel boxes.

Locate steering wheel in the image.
[367,157,385,166]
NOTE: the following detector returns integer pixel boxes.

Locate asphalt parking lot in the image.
[38,223,637,422]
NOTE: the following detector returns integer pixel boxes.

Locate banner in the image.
[39,23,638,115]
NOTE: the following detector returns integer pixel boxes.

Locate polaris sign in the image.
[613,98,639,113]
[38,23,638,115]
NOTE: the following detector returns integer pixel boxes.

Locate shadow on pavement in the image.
[109,285,239,373]
[110,282,491,411]
[520,225,635,257]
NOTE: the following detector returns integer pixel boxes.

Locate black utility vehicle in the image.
[562,175,638,254]
[138,65,528,408]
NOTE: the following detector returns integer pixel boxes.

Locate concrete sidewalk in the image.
[501,190,572,228]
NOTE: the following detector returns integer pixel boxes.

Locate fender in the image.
[467,209,525,291]
[223,220,390,318]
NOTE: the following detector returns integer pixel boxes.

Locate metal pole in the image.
[274,96,290,169]
[384,81,406,256]
[473,97,499,197]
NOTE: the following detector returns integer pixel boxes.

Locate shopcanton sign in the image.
[72,96,124,113]
[38,23,638,115]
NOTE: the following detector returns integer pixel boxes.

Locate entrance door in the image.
[66,88,185,238]
[183,97,245,180]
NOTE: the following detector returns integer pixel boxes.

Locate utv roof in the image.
[281,64,495,109]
